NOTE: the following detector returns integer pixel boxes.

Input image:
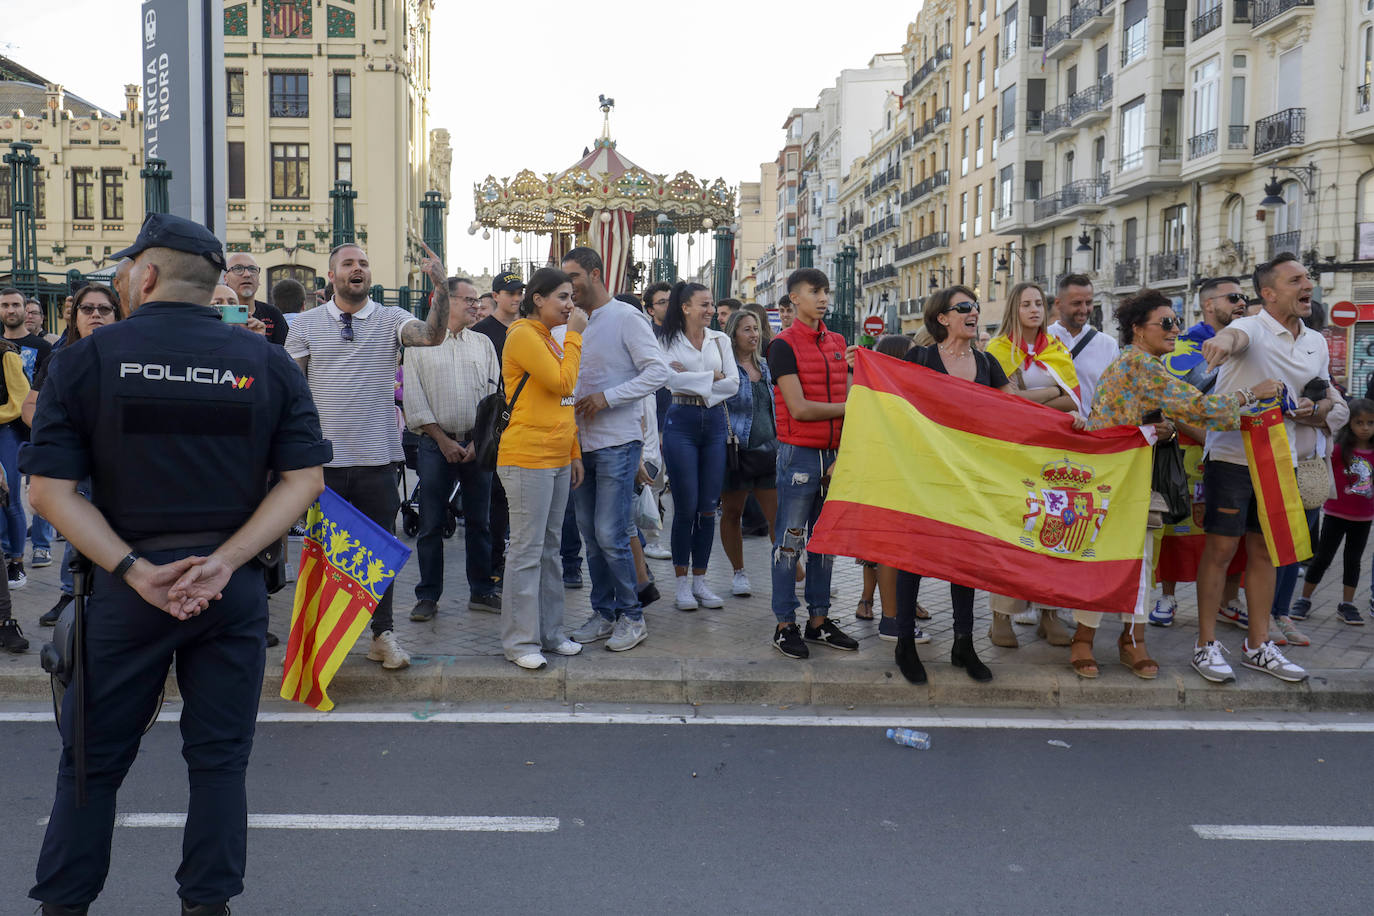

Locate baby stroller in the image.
[399,429,461,539]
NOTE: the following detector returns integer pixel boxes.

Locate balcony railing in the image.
[1046,15,1073,52]
[269,92,309,118]
[866,165,901,198]
[1228,124,1249,149]
[1188,128,1219,159]
[1036,176,1111,220]
[1360,84,1371,115]
[1267,230,1301,261]
[1149,249,1189,283]
[1070,77,1112,120]
[912,230,949,254]
[899,169,949,206]
[1071,0,1108,32]
[1114,258,1141,288]
[1252,0,1313,28]
[1254,107,1305,155]
[1043,103,1071,135]
[862,213,898,241]
[895,240,920,262]
[1234,0,1251,21]
[904,44,953,97]
[862,264,898,286]
[1193,5,1223,39]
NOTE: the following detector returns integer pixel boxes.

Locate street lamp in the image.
[1260,163,1318,210]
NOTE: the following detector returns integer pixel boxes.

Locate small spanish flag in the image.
[808,350,1153,614]
[281,488,411,711]
[1240,403,1313,567]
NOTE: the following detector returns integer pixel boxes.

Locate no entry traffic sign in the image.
[863,314,885,336]
[1331,301,1359,328]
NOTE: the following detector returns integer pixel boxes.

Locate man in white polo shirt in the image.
[1195,252,1340,684]
[285,242,452,670]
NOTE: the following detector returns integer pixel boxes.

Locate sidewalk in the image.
[3,515,1374,710]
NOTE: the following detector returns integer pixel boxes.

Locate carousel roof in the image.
[473,103,735,236]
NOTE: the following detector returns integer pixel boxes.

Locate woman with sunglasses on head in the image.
[985,281,1082,648]
[887,287,1015,685]
[1072,288,1283,678]
[22,284,121,628]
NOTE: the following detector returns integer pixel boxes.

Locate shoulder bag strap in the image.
[506,372,531,413]
[1069,327,1098,359]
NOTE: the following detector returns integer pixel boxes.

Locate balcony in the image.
[1070,0,1114,38]
[1254,108,1305,155]
[904,43,954,97]
[1043,103,1073,140]
[1035,175,1111,224]
[862,264,898,286]
[1188,129,1218,159]
[911,230,949,257]
[1251,0,1313,35]
[1044,15,1080,60]
[269,92,309,118]
[894,240,922,264]
[899,169,949,207]
[866,165,901,199]
[1070,77,1112,126]
[1267,229,1301,260]
[1193,4,1222,40]
[862,213,898,241]
[1114,258,1141,289]
[1149,250,1189,284]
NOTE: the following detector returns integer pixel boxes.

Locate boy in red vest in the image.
[766,268,859,658]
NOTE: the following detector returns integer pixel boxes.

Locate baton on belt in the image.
[39,551,91,807]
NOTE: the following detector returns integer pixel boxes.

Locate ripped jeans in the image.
[770,443,836,624]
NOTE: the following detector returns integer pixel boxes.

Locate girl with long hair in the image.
[718,309,776,598]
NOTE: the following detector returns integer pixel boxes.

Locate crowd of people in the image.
[0,246,1367,694]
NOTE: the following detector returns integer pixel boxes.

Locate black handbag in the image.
[1152,439,1191,526]
[472,373,530,472]
[738,440,777,479]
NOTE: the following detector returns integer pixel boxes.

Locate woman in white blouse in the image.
[655,281,740,611]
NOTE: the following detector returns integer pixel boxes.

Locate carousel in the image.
[470,98,736,294]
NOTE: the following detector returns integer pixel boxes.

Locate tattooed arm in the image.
[399,241,451,348]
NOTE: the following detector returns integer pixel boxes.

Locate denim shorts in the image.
[1202,459,1262,537]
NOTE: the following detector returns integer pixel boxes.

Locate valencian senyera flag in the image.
[807,350,1154,614]
[281,487,411,711]
[1241,400,1313,566]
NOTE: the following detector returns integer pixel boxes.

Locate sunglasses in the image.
[1210,292,1246,304]
[340,313,355,342]
[943,302,978,314]
[76,304,116,317]
[1144,316,1182,332]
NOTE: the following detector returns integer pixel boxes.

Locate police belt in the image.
[128,530,237,552]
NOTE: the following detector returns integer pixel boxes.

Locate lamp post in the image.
[652,214,677,283]
[419,190,446,302]
[140,157,171,216]
[5,141,39,298]
[712,223,734,303]
[798,236,815,269]
[830,243,858,342]
[329,179,357,249]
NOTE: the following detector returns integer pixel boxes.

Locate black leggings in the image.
[1304,515,1373,589]
[896,569,973,637]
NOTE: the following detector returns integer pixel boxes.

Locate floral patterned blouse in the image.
[1085,346,1243,432]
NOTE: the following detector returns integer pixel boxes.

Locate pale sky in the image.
[3,1,919,276]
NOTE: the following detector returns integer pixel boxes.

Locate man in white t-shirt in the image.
[1195,253,1339,685]
[1047,273,1119,418]
[285,242,452,671]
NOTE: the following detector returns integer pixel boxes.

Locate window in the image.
[1025,159,1043,201]
[333,72,352,118]
[1358,174,1374,258]
[269,72,308,117]
[1192,58,1220,139]
[1032,243,1047,280]
[227,69,244,117]
[72,168,95,220]
[1161,90,1183,160]
[1277,46,1302,110]
[976,116,985,169]
[335,143,352,183]
[1230,75,1247,142]
[979,0,987,30]
[965,0,974,44]
[999,164,1015,219]
[1226,194,1245,247]
[963,62,972,110]
[1163,0,1186,48]
[1096,44,1109,81]
[271,143,309,199]
[227,141,245,199]
[961,126,970,176]
[1064,150,1075,186]
[1162,203,1188,253]
[786,152,798,170]
[1122,0,1147,66]
[977,49,986,100]
[33,171,44,219]
[100,169,123,221]
[266,266,316,303]
[1094,136,1106,178]
[1004,3,1018,58]
[974,185,984,236]
[1119,96,1145,171]
[1124,217,1138,260]
[1061,236,1073,275]
[960,191,969,241]
[1273,181,1301,236]
[1361,28,1374,111]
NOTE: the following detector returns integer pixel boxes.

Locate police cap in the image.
[491,271,525,293]
[112,212,227,272]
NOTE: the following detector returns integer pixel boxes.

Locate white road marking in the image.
[1193,825,1374,842]
[35,814,557,832]
[6,709,1374,732]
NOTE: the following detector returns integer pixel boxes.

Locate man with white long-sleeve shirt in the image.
[561,248,670,652]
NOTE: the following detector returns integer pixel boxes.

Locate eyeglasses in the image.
[943,302,978,314]
[1208,292,1246,304]
[1143,316,1182,331]
[340,313,355,342]
[455,296,480,307]
[76,304,115,317]
[226,265,261,276]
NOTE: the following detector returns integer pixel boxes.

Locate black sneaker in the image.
[410,598,438,622]
[468,593,501,613]
[0,617,29,653]
[181,900,230,916]
[772,623,809,659]
[40,904,89,915]
[41,594,73,626]
[7,560,25,590]
[265,631,280,648]
[804,617,859,651]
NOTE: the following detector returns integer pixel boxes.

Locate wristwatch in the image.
[113,551,140,582]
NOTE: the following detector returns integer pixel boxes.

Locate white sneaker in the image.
[1242,639,1308,683]
[643,542,672,560]
[547,639,582,656]
[675,577,699,611]
[731,570,751,596]
[367,630,411,670]
[693,576,724,608]
[1191,640,1234,684]
[1012,609,1038,626]
[513,652,548,670]
[570,613,614,643]
[606,616,647,652]
[1149,594,1177,627]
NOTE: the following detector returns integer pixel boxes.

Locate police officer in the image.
[24,213,332,915]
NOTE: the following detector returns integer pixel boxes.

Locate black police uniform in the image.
[23,218,332,911]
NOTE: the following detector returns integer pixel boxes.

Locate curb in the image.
[5,653,1374,712]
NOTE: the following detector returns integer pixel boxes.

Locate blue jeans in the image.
[0,424,27,561]
[1273,508,1320,619]
[661,402,727,569]
[770,443,836,624]
[415,436,495,601]
[29,510,51,552]
[560,496,582,581]
[573,441,643,621]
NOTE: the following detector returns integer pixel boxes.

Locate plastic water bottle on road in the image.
[886,728,931,749]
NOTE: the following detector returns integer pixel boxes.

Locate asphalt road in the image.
[4,708,1374,915]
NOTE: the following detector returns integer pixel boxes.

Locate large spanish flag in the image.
[808,350,1153,614]
[281,487,411,711]
[1241,403,1313,566]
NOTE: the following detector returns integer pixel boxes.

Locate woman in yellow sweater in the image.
[498,267,589,670]
[0,335,27,653]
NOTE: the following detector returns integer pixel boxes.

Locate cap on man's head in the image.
[111,212,226,271]
[491,271,525,294]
